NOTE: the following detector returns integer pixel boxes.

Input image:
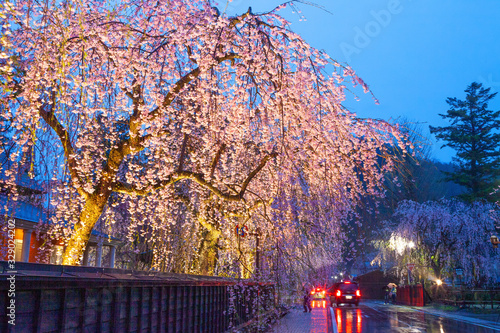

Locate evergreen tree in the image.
[430,82,500,202]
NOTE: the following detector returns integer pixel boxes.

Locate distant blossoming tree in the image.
[374,199,500,286]
[4,0,409,269]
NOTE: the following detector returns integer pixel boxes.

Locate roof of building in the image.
[0,194,44,223]
[0,194,121,243]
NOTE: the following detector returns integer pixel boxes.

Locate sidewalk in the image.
[413,303,500,326]
[369,300,500,328]
[269,304,333,333]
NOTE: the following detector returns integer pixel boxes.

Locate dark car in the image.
[329,281,361,307]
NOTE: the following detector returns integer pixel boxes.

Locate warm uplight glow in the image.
[322,300,326,308]
[436,279,443,286]
[312,301,316,308]
[311,290,315,295]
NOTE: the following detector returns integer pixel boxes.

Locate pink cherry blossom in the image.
[3,0,409,273]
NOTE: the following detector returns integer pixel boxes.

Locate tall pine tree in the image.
[430,82,500,202]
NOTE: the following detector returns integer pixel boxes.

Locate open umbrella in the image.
[387,283,398,288]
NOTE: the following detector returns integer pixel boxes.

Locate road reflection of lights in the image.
[311,300,325,308]
[346,310,353,333]
[440,322,445,333]
[336,308,342,331]
[356,309,362,332]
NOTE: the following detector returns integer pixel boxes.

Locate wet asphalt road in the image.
[332,301,500,333]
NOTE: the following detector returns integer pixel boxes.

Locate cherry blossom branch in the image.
[114,152,278,200]
[223,199,268,218]
[149,52,240,119]
[238,152,278,196]
[38,91,86,197]
[227,8,253,30]
[177,133,189,172]
[209,143,226,179]
[96,80,147,194]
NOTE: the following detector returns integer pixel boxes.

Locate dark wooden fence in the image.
[430,286,500,309]
[0,261,275,332]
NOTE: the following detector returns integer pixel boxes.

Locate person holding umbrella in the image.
[387,283,397,304]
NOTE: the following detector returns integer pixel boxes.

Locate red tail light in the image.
[336,290,341,297]
[356,290,361,297]
[344,281,351,284]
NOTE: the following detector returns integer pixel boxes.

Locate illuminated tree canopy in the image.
[374,199,500,285]
[2,0,408,272]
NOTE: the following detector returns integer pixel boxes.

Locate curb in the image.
[330,306,338,333]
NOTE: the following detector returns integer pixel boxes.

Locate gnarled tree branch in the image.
[38,91,85,197]
[113,152,278,201]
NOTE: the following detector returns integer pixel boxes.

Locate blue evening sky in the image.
[219,0,500,162]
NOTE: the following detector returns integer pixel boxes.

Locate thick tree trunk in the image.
[199,230,220,275]
[62,194,110,265]
[430,259,442,279]
[191,226,221,275]
[237,245,254,279]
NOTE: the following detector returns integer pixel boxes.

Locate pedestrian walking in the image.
[382,285,390,304]
[303,291,312,312]
[391,285,397,304]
